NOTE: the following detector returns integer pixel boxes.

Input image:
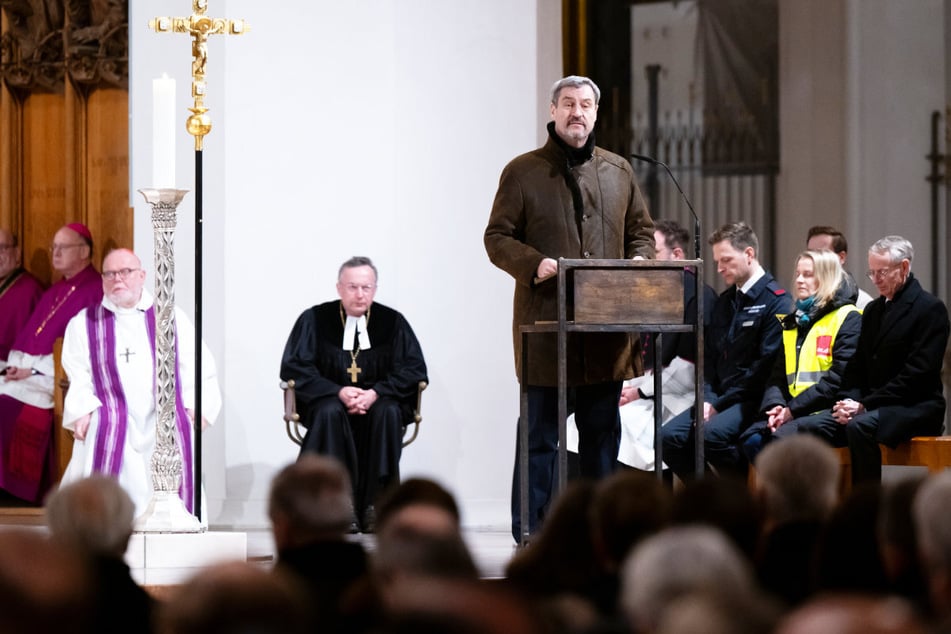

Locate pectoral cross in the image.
[120,348,135,363]
[148,0,249,150]
[347,359,362,383]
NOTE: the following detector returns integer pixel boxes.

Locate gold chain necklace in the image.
[340,304,370,383]
[34,284,77,336]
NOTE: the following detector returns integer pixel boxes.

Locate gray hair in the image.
[338,255,378,281]
[550,75,601,105]
[45,475,136,558]
[869,235,914,267]
[620,526,756,632]
[913,470,951,575]
[268,455,353,538]
[755,435,840,524]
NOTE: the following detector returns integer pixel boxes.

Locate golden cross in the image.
[149,0,249,150]
[347,359,362,383]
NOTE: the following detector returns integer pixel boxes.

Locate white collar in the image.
[342,314,371,351]
[738,263,765,295]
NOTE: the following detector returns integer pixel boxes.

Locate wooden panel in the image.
[0,85,19,231]
[85,88,132,256]
[22,93,67,285]
[573,268,684,324]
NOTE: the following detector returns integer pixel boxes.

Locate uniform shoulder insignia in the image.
[766,281,786,296]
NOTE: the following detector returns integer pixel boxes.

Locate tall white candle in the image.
[152,74,176,188]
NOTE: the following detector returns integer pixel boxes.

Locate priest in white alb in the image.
[59,248,221,517]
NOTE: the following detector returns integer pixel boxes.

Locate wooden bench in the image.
[749,436,951,494]
[834,436,951,492]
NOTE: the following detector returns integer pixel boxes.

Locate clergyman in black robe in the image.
[280,257,427,531]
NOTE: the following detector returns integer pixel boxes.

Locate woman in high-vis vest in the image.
[739,250,863,462]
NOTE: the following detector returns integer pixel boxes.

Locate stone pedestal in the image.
[127,531,248,586]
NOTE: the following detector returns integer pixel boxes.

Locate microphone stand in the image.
[632,154,701,260]
[632,153,705,480]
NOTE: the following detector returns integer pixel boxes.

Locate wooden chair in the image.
[52,337,74,481]
[281,380,427,449]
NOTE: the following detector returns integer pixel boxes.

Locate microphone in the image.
[632,153,701,260]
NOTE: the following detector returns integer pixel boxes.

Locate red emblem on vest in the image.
[815,335,832,358]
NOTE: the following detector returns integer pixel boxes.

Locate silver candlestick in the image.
[135,187,201,533]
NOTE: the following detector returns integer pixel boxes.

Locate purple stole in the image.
[85,304,195,513]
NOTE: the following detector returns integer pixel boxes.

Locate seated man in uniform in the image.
[0,228,44,371]
[0,223,102,504]
[661,221,790,481]
[280,256,428,533]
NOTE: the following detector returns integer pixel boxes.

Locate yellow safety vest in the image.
[784,304,860,397]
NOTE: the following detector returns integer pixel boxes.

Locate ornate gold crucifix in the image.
[148,0,249,150]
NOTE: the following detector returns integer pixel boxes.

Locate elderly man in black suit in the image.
[793,235,950,485]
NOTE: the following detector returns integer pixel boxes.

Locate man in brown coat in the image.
[485,75,655,542]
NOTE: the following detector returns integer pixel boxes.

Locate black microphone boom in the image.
[632,153,701,260]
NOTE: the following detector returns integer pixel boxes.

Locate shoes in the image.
[361,505,376,533]
[348,508,360,534]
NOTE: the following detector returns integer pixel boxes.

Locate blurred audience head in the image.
[620,525,757,633]
[671,476,762,561]
[775,594,925,634]
[156,561,310,634]
[913,470,951,617]
[589,469,671,572]
[46,475,136,559]
[0,529,93,633]
[755,434,840,526]
[268,455,353,548]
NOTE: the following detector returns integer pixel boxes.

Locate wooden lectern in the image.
[517,258,704,546]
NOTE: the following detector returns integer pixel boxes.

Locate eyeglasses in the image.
[866,265,900,281]
[49,243,85,254]
[341,283,376,294]
[102,268,141,281]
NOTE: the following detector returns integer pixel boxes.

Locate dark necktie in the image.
[733,290,745,314]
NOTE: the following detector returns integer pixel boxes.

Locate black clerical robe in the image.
[280,301,427,515]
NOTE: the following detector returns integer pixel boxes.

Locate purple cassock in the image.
[0,268,44,363]
[0,264,103,503]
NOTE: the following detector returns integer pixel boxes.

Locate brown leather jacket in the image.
[485,133,655,386]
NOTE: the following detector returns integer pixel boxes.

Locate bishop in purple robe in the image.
[0,223,103,503]
[0,228,44,367]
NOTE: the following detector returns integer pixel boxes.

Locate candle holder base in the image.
[134,491,203,534]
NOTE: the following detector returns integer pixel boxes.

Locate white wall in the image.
[130,0,560,530]
[777,0,946,291]
[630,1,700,127]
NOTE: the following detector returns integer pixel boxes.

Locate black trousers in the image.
[300,396,403,514]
